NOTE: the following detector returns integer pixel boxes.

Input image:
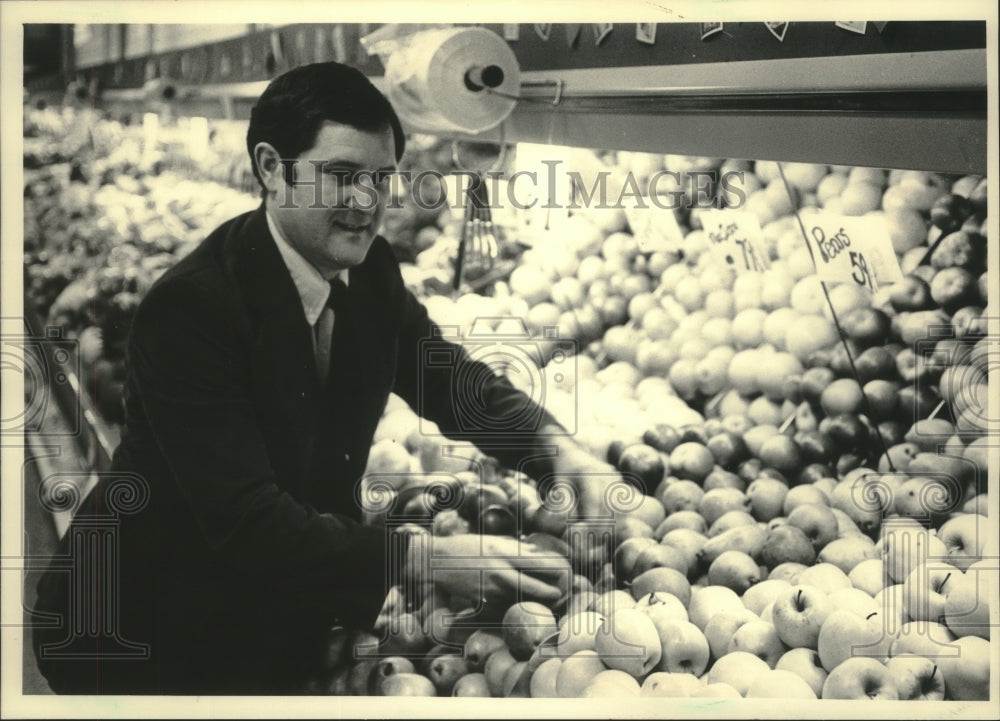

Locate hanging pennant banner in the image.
[534,24,551,41]
[836,21,869,35]
[700,210,771,273]
[565,23,582,48]
[593,23,614,46]
[503,24,520,41]
[636,23,657,45]
[798,211,904,291]
[700,22,723,40]
[765,22,789,42]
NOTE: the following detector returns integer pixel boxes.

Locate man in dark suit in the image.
[32,62,618,695]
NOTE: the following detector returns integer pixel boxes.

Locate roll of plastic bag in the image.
[379,26,520,135]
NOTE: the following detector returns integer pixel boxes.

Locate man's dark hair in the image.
[246,61,406,197]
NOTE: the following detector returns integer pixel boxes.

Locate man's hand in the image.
[404,533,571,610]
[545,433,624,521]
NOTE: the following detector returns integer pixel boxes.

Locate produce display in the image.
[23,105,993,701]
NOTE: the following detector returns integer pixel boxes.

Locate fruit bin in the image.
[22,110,993,704]
[348,152,993,701]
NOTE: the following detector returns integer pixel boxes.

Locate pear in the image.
[697,524,768,568]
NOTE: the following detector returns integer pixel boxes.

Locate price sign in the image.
[623,198,683,253]
[799,212,904,291]
[700,210,770,273]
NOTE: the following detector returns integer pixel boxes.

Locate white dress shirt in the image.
[266,211,349,386]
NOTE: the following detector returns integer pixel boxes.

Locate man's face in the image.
[267,121,397,277]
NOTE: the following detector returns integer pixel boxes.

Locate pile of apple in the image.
[331,153,992,700]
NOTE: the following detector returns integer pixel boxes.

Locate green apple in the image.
[817,609,893,671]
[821,657,899,699]
[707,550,762,595]
[688,585,747,631]
[705,651,770,696]
[595,608,662,677]
[943,566,991,639]
[902,562,960,623]
[529,657,563,698]
[746,668,817,699]
[380,672,437,696]
[452,672,490,697]
[589,589,637,617]
[938,513,989,571]
[775,647,828,697]
[580,669,642,697]
[826,588,879,618]
[639,671,704,697]
[742,579,793,617]
[772,585,834,649]
[880,524,950,584]
[848,558,887,597]
[817,535,879,575]
[555,649,607,698]
[796,563,852,594]
[368,656,416,695]
[656,620,710,675]
[633,592,688,626]
[705,608,759,660]
[936,635,989,700]
[483,647,518,696]
[502,602,558,661]
[463,630,505,673]
[628,567,691,606]
[727,620,785,668]
[885,653,946,700]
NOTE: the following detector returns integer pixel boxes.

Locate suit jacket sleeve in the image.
[127,273,393,628]
[389,263,566,480]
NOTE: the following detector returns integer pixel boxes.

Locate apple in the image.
[943,567,991,639]
[580,669,641,697]
[880,524,950,584]
[742,579,793,617]
[848,558,887,597]
[727,620,785,668]
[768,562,808,585]
[698,524,768,567]
[826,588,880,618]
[555,649,607,697]
[821,657,899,699]
[659,528,707,575]
[772,585,834,649]
[708,510,757,537]
[817,609,894,671]
[887,620,957,660]
[658,480,705,515]
[634,592,688,625]
[482,646,517,696]
[698,487,751,527]
[937,513,989,571]
[746,478,789,523]
[501,602,558,661]
[529,657,563,698]
[705,651,770,696]
[669,442,717,483]
[775,647,828,697]
[760,525,817,569]
[589,590,637,618]
[889,274,934,312]
[631,543,690,579]
[501,660,533,698]
[640,671,704,697]
[628,567,691,606]
[643,424,682,454]
[782,485,829,516]
[655,620,710,676]
[817,535,879,576]
[885,653,946,700]
[936,635,990,700]
[688,585,746,632]
[656,509,708,535]
[617,443,666,491]
[707,550,762,595]
[427,654,469,696]
[595,608,662,677]
[786,503,839,554]
[902,562,960,623]
[841,307,891,348]
[746,668,817,699]
[704,608,759,660]
[368,656,416,695]
[614,536,659,581]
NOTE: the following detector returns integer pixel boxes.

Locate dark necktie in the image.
[325,277,350,387]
